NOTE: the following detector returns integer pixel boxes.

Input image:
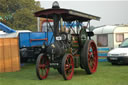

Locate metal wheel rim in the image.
[38,55,49,79]
[88,41,98,73]
[64,54,74,80]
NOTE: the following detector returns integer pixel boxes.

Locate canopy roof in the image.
[35,8,100,22]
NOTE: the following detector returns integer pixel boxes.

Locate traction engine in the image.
[35,1,100,80]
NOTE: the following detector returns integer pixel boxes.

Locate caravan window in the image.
[116,33,124,42]
[97,34,108,47]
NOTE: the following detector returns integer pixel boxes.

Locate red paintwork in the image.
[38,55,50,79]
[30,38,48,42]
[88,40,98,73]
[64,54,74,80]
[73,41,78,43]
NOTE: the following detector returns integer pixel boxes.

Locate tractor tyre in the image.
[61,54,74,80]
[81,40,98,74]
[36,53,50,80]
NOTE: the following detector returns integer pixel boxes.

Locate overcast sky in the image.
[36,0,128,27]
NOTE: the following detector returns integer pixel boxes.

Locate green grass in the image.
[0,62,128,85]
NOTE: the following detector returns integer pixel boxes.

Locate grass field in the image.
[0,62,128,85]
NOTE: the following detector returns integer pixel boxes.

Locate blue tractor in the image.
[0,22,53,63]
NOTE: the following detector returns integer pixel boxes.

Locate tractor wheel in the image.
[81,40,98,74]
[36,53,50,80]
[61,54,74,80]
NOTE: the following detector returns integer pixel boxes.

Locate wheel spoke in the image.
[39,65,43,68]
[66,59,69,65]
[69,64,73,66]
[88,56,91,62]
[39,64,46,69]
[65,64,69,70]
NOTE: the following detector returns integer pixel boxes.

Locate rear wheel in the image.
[61,54,74,80]
[36,53,50,80]
[81,40,98,74]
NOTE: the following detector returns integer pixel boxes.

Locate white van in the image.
[107,38,128,64]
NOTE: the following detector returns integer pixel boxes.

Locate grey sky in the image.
[38,1,128,26]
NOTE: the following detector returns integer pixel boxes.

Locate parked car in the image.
[107,38,128,65]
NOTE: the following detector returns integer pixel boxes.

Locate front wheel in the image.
[36,53,50,80]
[61,54,74,80]
[81,40,98,74]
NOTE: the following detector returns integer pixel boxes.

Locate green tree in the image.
[0,0,43,31]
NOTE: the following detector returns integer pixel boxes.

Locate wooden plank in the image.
[14,38,20,71]
[4,38,12,72]
[0,39,4,72]
[11,38,20,72]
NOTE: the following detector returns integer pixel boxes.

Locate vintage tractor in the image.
[34,1,100,80]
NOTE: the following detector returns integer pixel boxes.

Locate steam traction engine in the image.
[34,1,100,80]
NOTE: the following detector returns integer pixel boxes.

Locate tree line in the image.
[0,0,43,31]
